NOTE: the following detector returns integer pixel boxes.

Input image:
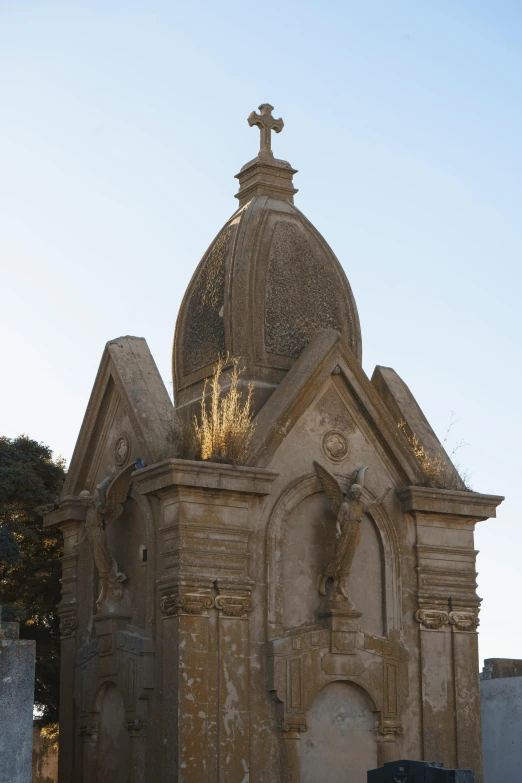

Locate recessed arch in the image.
[266,473,402,638]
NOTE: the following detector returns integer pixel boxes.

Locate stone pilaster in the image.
[401,486,503,783]
[134,459,277,783]
[451,611,483,775]
[376,733,398,766]
[127,720,148,783]
[279,729,301,783]
[159,581,214,783]
[44,501,85,783]
[215,584,252,783]
[79,726,98,782]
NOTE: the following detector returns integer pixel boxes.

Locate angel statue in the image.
[74,462,135,611]
[314,461,392,607]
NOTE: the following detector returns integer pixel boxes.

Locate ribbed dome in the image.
[173,106,361,413]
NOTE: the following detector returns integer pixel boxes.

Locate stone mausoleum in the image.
[45,104,503,783]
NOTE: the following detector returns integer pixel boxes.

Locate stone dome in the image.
[173,105,361,413]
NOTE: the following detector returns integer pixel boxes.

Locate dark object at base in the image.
[368,759,474,782]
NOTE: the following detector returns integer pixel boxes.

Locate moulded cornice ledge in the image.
[131,458,279,497]
[398,486,504,520]
[44,497,87,529]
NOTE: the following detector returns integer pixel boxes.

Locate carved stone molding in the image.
[160,592,214,617]
[58,609,78,639]
[159,587,253,617]
[378,721,403,735]
[215,594,252,617]
[280,720,307,733]
[449,610,480,632]
[269,625,407,750]
[415,608,449,630]
[77,724,98,739]
[126,719,147,736]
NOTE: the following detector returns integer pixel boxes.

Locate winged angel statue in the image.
[74,462,135,610]
[314,461,392,606]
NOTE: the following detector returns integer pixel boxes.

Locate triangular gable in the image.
[63,336,174,496]
[247,329,426,486]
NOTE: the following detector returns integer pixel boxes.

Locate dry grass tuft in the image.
[398,419,471,491]
[193,355,255,464]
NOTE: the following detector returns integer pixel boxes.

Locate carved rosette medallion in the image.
[215,595,252,617]
[449,610,480,632]
[114,434,130,467]
[415,608,449,630]
[59,610,78,639]
[321,430,348,462]
[160,592,214,617]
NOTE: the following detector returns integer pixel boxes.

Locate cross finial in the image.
[247,103,284,159]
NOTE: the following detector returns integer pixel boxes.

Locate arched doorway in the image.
[299,681,377,783]
[96,683,131,783]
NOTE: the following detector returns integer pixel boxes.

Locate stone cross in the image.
[248,103,284,158]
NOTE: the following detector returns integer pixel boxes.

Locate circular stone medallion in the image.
[114,434,130,467]
[322,430,348,462]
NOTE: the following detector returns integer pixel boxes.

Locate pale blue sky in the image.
[1,1,521,664]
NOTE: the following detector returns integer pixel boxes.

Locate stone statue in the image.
[74,462,135,611]
[314,461,392,607]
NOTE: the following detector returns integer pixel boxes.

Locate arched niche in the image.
[266,474,401,638]
[94,682,131,783]
[299,680,378,783]
[104,489,155,634]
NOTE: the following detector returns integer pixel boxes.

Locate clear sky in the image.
[1,1,521,666]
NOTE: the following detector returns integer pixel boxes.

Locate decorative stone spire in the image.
[173,101,362,416]
[235,102,298,206]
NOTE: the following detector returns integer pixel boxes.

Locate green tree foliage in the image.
[0,435,65,724]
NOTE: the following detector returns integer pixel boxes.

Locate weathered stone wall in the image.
[481,658,522,783]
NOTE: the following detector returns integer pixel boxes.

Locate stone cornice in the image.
[132,458,278,496]
[398,486,504,520]
[43,497,86,528]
